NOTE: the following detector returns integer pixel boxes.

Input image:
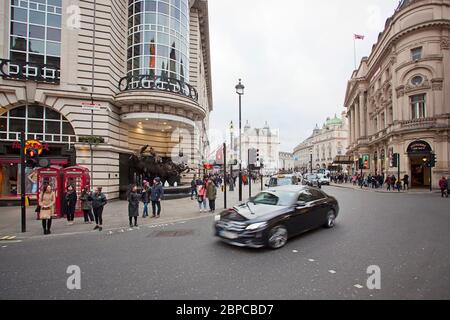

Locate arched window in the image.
[0,105,75,144]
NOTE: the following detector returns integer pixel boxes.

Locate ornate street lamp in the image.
[235,79,245,201]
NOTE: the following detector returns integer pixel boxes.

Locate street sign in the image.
[81,102,101,111]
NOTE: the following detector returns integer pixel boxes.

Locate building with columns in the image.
[0,0,212,201]
[293,113,349,173]
[344,0,450,188]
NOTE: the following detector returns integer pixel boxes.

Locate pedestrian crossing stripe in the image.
[0,236,17,240]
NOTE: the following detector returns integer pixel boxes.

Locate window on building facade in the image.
[9,0,62,68]
[411,47,422,61]
[0,105,75,143]
[410,94,426,119]
[127,0,189,82]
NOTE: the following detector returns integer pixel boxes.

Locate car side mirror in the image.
[296,201,306,209]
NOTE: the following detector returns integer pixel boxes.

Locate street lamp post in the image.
[235,79,245,202]
[229,121,234,192]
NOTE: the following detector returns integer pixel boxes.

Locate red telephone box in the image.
[63,166,90,218]
[36,166,63,218]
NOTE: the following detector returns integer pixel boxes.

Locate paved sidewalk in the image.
[0,181,265,240]
[329,182,440,194]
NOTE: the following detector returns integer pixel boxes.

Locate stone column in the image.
[359,93,365,138]
[355,102,360,142]
[350,106,355,143]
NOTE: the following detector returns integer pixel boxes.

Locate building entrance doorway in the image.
[407,141,432,188]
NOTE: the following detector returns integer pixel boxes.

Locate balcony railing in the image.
[118,74,198,102]
[0,59,60,84]
[399,117,437,130]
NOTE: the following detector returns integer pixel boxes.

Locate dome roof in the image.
[325,114,342,126]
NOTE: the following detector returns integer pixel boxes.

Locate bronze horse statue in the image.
[128,145,192,186]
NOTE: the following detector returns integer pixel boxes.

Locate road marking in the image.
[2,246,7,248]
[1,236,16,240]
[354,284,364,289]
[292,250,299,253]
[328,270,337,274]
[308,259,315,262]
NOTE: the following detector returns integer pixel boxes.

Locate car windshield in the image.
[274,177,292,186]
[252,191,297,206]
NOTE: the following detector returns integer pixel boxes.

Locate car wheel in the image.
[325,210,336,228]
[267,225,288,249]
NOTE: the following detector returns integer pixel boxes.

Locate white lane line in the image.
[292,250,299,253]
[328,270,337,274]
[2,246,7,248]
[354,284,364,289]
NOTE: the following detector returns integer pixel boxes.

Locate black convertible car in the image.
[214,185,339,249]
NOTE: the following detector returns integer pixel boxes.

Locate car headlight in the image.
[214,214,221,222]
[246,222,268,230]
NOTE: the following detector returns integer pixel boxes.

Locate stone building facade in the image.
[0,0,212,200]
[293,113,349,173]
[344,0,450,188]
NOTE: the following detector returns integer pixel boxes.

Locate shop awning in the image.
[333,155,354,165]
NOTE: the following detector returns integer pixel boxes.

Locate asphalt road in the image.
[1,186,450,300]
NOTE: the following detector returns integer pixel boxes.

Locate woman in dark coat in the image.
[64,185,77,225]
[128,185,140,227]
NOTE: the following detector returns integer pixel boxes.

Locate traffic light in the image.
[392,153,399,168]
[26,147,39,167]
[256,149,260,165]
[429,153,436,167]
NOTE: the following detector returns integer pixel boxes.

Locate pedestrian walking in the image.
[63,185,77,225]
[92,186,107,231]
[190,175,198,200]
[128,185,140,227]
[402,174,409,191]
[385,176,391,191]
[141,183,150,218]
[439,177,447,198]
[197,182,207,212]
[150,177,164,218]
[39,184,55,235]
[80,186,94,224]
[206,177,217,212]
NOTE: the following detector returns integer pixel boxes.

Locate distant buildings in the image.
[293,113,349,172]
[233,121,280,173]
[278,152,295,172]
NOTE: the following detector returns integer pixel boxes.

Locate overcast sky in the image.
[207,0,401,154]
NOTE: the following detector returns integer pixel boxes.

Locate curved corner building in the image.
[0,0,213,201]
[344,0,450,188]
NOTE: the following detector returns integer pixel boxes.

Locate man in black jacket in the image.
[92,187,107,231]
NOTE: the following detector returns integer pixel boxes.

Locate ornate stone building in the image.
[344,0,450,188]
[293,113,349,172]
[0,0,212,200]
[278,151,295,172]
[234,121,280,174]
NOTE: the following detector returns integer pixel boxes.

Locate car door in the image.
[308,189,328,228]
[289,190,317,235]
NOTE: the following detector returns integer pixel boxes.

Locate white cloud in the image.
[208,0,399,153]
